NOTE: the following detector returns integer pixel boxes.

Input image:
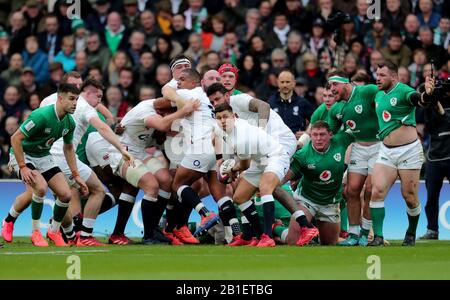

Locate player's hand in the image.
[425,76,435,95]
[295,131,305,140]
[20,167,35,185]
[121,149,135,167]
[74,176,89,197]
[115,123,125,135]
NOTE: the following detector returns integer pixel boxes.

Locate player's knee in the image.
[35,185,47,198]
[156,170,172,191]
[140,174,159,196]
[58,190,72,203]
[90,181,106,197]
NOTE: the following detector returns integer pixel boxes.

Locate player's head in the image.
[206,82,230,107]
[351,71,370,86]
[170,54,192,80]
[81,77,104,107]
[376,60,398,91]
[310,120,332,151]
[218,63,238,92]
[61,71,82,89]
[57,83,80,114]
[177,68,201,89]
[214,102,235,133]
[327,70,351,101]
[323,82,336,109]
[201,69,221,91]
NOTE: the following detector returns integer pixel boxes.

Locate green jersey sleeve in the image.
[20,111,44,138]
[327,102,344,134]
[290,149,305,177]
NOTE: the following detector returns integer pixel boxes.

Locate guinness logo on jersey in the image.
[355,105,363,114]
[346,120,356,129]
[382,110,391,122]
[390,97,397,106]
[62,129,69,136]
[333,153,341,162]
[319,170,332,181]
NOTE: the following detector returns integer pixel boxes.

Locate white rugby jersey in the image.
[40,93,98,156]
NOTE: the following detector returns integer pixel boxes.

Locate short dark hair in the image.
[206,82,228,97]
[351,72,370,84]
[181,68,200,83]
[214,102,233,114]
[119,66,134,75]
[378,60,398,74]
[311,120,331,132]
[58,83,80,95]
[81,77,104,91]
[389,31,402,40]
[61,71,81,84]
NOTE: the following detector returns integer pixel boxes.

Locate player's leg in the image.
[398,168,422,246]
[258,171,280,238]
[233,178,260,243]
[317,220,340,245]
[26,171,49,247]
[369,163,398,246]
[47,172,74,247]
[285,201,317,246]
[358,174,373,246]
[2,188,32,243]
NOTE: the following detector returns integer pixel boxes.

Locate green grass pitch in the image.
[1,238,450,280]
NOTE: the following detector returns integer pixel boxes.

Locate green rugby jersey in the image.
[231,89,242,96]
[374,82,417,141]
[14,104,75,157]
[290,132,354,205]
[310,103,329,124]
[328,84,379,142]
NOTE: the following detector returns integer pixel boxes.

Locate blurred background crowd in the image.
[0,0,448,178]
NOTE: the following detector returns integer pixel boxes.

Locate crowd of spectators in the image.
[0,0,449,178]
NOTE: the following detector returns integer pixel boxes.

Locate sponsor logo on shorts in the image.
[193,160,201,167]
[390,97,397,106]
[319,170,332,181]
[349,160,356,165]
[346,120,356,129]
[334,153,341,162]
[355,105,363,114]
[382,110,391,122]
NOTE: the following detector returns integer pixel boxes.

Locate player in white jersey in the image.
[214,103,288,247]
[40,78,133,246]
[86,98,199,244]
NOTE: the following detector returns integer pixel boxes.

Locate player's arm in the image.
[248,98,271,127]
[62,143,88,196]
[89,116,134,163]
[10,130,34,184]
[162,85,186,108]
[96,103,115,126]
[327,105,341,134]
[409,76,436,107]
[146,99,199,132]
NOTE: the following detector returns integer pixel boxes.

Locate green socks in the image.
[370,201,385,237]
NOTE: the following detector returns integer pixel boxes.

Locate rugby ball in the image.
[217,159,236,184]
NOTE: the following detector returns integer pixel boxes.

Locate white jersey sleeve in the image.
[163,78,178,89]
[40,93,57,107]
[230,94,258,127]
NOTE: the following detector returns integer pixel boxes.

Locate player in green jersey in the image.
[218,63,242,95]
[8,83,88,247]
[283,120,355,245]
[369,61,435,246]
[327,70,380,246]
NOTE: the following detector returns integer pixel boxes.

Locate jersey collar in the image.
[385,81,400,95]
[53,103,61,122]
[312,143,330,155]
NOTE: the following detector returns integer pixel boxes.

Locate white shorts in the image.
[52,153,92,186]
[86,132,120,168]
[180,153,216,173]
[164,136,185,170]
[294,193,340,223]
[243,155,289,187]
[9,153,58,175]
[376,139,424,170]
[348,142,381,175]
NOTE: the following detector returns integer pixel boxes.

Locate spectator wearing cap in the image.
[86,32,112,73]
[86,0,111,35]
[37,14,62,62]
[363,19,390,51]
[268,69,315,136]
[298,52,326,103]
[308,18,327,57]
[380,31,412,67]
[6,11,28,56]
[23,0,45,36]
[102,12,130,56]
[18,67,37,102]
[22,35,49,86]
[54,35,76,72]
[171,14,193,51]
[218,63,242,95]
[38,62,64,99]
[417,0,441,29]
[72,19,89,52]
[1,53,23,87]
[1,86,26,120]
[123,0,140,30]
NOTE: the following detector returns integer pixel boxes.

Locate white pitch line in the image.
[0,250,110,255]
